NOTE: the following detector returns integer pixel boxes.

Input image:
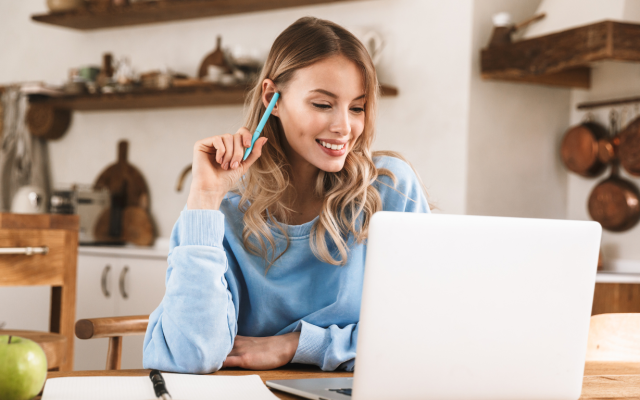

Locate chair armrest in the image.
[75,315,149,339]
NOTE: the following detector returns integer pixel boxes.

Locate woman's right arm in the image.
[142,129,268,373]
[142,208,235,373]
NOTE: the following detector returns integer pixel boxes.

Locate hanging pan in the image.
[618,114,640,176]
[588,163,640,231]
[560,118,608,177]
[587,111,640,232]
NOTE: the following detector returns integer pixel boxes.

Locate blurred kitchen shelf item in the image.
[31,0,359,30]
[481,20,640,89]
[26,83,398,112]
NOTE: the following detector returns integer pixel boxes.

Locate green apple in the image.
[0,335,47,400]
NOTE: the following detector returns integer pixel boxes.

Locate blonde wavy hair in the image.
[238,17,416,268]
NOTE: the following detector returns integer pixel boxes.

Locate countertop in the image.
[78,237,169,259]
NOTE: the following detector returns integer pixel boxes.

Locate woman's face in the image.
[265,55,366,173]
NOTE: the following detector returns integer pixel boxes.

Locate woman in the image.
[143,16,430,374]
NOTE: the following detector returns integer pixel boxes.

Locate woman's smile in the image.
[316,139,348,156]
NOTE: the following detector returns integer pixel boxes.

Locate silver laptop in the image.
[267,212,601,400]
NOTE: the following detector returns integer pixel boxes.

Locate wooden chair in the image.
[0,213,79,371]
[586,313,640,361]
[75,315,149,370]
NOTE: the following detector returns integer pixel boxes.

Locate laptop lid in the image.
[353,212,601,400]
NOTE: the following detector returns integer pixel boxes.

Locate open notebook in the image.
[42,373,279,400]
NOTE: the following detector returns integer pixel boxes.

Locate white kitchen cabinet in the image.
[74,249,168,371]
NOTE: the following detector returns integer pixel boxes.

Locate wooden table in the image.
[46,364,352,400]
[43,362,640,399]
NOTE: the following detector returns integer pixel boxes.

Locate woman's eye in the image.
[312,103,331,109]
[351,107,365,113]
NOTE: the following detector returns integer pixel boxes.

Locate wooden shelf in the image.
[32,0,357,30]
[481,21,640,89]
[28,84,248,111]
[27,83,398,112]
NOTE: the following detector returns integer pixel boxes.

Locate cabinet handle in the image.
[119,266,129,299]
[101,265,111,298]
[0,246,48,255]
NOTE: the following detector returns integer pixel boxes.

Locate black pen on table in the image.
[149,369,172,400]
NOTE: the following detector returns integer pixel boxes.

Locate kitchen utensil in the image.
[361,30,385,66]
[94,206,155,246]
[93,140,155,245]
[47,0,83,12]
[10,185,47,214]
[94,140,149,208]
[618,115,640,176]
[198,36,232,79]
[587,163,640,232]
[96,53,114,89]
[26,103,72,140]
[560,120,608,177]
[50,189,76,214]
[78,66,101,82]
[76,186,110,243]
[487,12,546,47]
[122,206,155,245]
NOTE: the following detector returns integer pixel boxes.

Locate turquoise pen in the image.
[243,92,280,161]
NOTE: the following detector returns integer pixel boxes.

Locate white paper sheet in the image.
[42,373,279,400]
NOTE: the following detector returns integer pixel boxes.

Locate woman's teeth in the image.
[319,140,345,150]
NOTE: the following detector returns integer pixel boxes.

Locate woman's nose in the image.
[330,108,352,136]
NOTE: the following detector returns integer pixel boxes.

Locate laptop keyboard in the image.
[329,388,352,396]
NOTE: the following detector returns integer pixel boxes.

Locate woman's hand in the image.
[187,127,268,210]
[222,332,301,370]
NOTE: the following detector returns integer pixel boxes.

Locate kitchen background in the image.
[2,0,640,369]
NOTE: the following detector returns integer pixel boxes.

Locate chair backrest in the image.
[0,213,79,371]
[75,315,149,370]
[586,313,640,361]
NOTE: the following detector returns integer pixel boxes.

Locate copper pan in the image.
[560,121,608,177]
[618,116,640,176]
[588,163,640,232]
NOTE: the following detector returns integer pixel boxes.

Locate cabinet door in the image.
[0,286,50,332]
[74,254,117,371]
[115,257,168,369]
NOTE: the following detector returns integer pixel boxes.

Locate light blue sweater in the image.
[142,156,430,373]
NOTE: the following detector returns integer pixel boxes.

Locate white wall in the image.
[0,0,474,238]
[466,0,571,219]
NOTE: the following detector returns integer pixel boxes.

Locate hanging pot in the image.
[588,163,640,232]
[560,121,608,177]
[618,116,640,176]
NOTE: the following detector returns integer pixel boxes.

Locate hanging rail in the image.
[577,95,640,110]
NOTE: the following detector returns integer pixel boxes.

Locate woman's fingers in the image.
[195,136,225,164]
[222,356,242,368]
[230,133,245,169]
[241,137,268,170]
[220,134,234,169]
[236,127,253,149]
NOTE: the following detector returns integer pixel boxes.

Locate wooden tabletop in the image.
[46,364,352,400]
[44,362,640,400]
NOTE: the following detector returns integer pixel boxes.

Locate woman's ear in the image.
[261,79,280,116]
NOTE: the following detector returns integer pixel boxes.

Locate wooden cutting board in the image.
[94,206,155,246]
[94,140,149,208]
[93,140,155,245]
